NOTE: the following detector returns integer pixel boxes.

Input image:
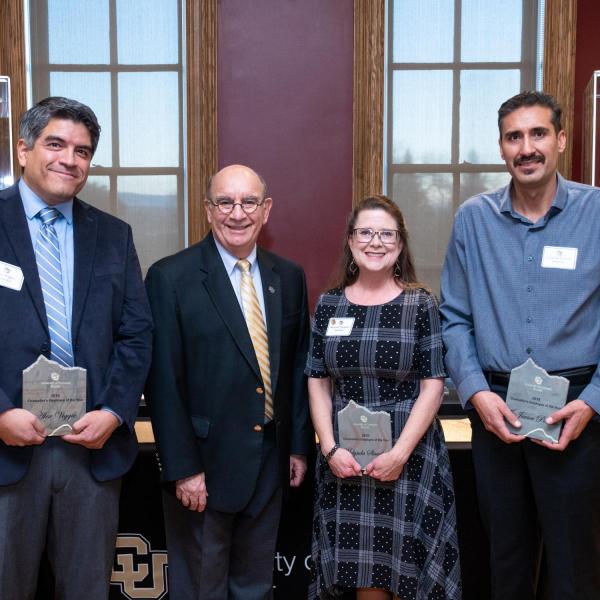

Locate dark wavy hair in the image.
[19,96,101,154]
[334,195,422,289]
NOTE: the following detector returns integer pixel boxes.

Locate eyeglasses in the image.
[208,196,266,214]
[352,228,400,244]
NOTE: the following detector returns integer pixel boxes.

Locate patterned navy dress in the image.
[305,288,461,600]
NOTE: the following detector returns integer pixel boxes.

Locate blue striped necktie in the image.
[35,207,74,367]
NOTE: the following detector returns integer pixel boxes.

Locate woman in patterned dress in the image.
[306,196,461,600]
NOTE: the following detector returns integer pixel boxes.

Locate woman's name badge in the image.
[326,317,355,336]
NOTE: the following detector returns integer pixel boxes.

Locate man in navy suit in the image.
[145,164,312,599]
[0,97,152,599]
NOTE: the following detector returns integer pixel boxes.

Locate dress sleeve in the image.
[305,295,330,378]
[414,291,447,379]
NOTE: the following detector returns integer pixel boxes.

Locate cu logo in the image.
[111,534,168,599]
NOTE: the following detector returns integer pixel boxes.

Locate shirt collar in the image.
[213,236,258,276]
[19,178,74,224]
[552,173,568,211]
[500,173,567,222]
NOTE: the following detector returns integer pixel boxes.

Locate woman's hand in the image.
[327,447,363,479]
[364,449,407,481]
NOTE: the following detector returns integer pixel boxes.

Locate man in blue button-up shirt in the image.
[441,91,600,599]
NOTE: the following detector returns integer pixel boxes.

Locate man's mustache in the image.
[514,154,545,167]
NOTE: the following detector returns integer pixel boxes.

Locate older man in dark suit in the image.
[145,164,312,599]
[0,97,152,599]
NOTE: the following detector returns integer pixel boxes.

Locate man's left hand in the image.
[62,410,120,449]
[534,399,594,452]
[289,454,307,487]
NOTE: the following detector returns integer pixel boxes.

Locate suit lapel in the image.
[201,237,263,381]
[71,199,97,343]
[0,186,47,330]
[258,249,282,398]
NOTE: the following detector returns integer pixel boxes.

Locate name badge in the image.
[0,261,24,291]
[541,246,578,270]
[326,317,355,337]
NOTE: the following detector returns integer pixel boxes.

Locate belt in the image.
[484,365,597,388]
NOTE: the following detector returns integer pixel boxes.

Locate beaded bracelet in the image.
[324,444,339,462]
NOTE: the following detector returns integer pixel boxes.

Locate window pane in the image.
[392,0,454,63]
[459,172,511,204]
[118,73,179,167]
[392,173,453,296]
[48,0,109,64]
[462,0,522,62]
[117,0,179,64]
[81,176,111,213]
[459,70,521,164]
[117,176,181,273]
[49,72,112,168]
[393,71,453,164]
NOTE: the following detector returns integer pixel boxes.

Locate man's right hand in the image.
[0,408,46,446]
[175,472,208,512]
[471,390,526,443]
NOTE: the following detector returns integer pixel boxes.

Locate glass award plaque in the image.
[506,358,569,443]
[582,71,600,186]
[338,400,393,468]
[0,75,13,190]
[22,355,86,436]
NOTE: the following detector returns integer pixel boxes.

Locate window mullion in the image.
[387,0,395,198]
[109,0,119,216]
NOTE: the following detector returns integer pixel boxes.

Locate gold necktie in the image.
[237,259,273,420]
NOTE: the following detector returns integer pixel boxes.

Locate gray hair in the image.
[19,96,101,154]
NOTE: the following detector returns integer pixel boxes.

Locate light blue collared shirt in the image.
[441,174,600,414]
[19,178,122,423]
[214,238,267,326]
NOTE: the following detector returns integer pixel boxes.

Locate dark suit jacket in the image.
[0,182,153,485]
[144,232,312,513]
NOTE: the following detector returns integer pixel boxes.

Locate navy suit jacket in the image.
[0,182,153,485]
[144,232,312,513]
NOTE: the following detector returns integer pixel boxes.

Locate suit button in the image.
[256,387,264,394]
[41,342,50,353]
[253,424,262,432]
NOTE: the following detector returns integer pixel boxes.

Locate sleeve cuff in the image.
[456,373,490,408]
[101,406,123,425]
[579,383,600,415]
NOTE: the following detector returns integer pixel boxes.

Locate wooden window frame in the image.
[543,0,577,178]
[0,0,579,214]
[0,1,27,183]
[352,0,578,201]
[186,0,217,244]
[0,0,218,245]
